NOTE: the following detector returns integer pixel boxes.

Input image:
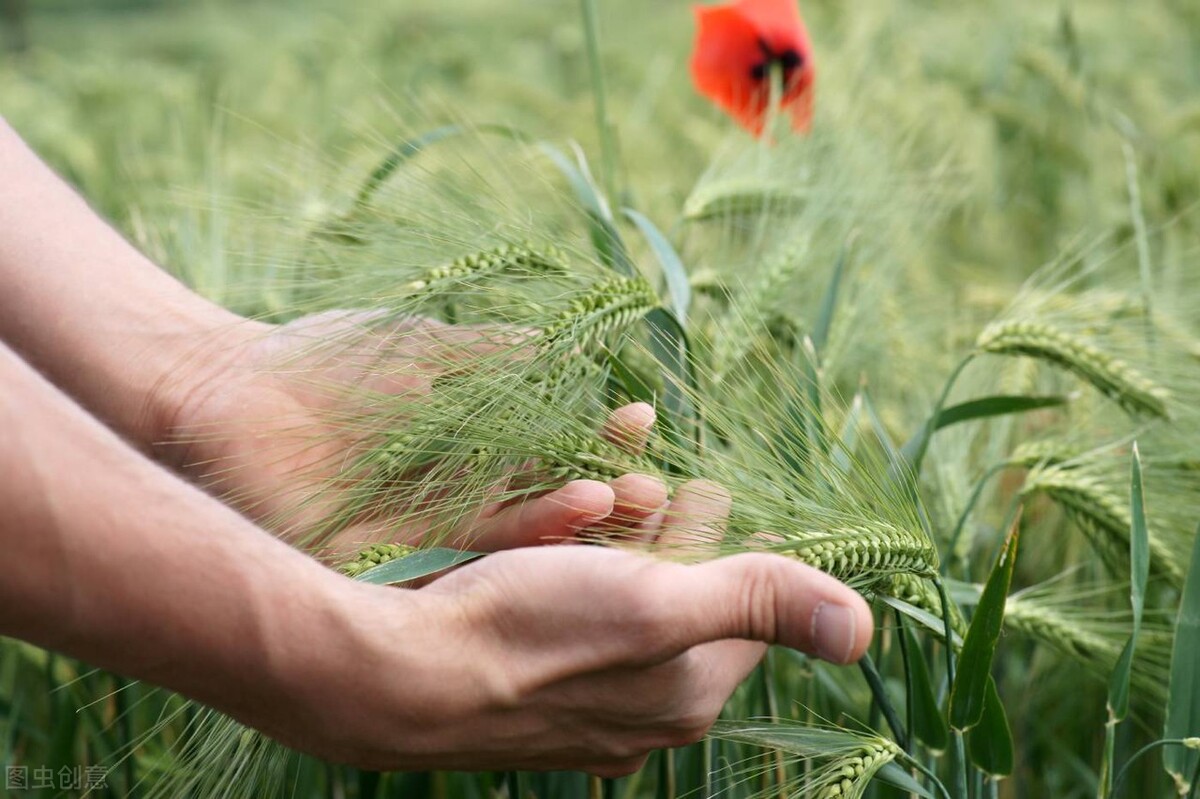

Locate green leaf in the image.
[932,394,1069,431]
[902,623,949,752]
[875,762,936,798]
[643,307,694,456]
[967,677,1014,777]
[1165,524,1200,791]
[950,521,1020,731]
[623,208,690,325]
[538,141,635,276]
[353,548,484,585]
[899,394,1068,462]
[601,346,655,406]
[811,242,851,357]
[878,595,963,649]
[1109,442,1149,722]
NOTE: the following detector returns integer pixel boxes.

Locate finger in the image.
[602,402,656,454]
[465,479,615,551]
[583,473,669,545]
[654,479,731,554]
[689,638,768,700]
[586,756,650,780]
[654,553,873,664]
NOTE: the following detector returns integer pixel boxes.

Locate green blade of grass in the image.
[899,394,1068,463]
[901,623,949,752]
[875,762,936,798]
[623,208,690,325]
[643,307,694,456]
[353,549,484,586]
[602,345,655,406]
[811,241,851,357]
[538,141,635,277]
[967,678,1014,778]
[878,595,963,649]
[1164,525,1200,792]
[950,517,1021,731]
[1108,443,1149,723]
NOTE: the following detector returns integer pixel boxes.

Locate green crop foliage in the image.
[3,0,1200,797]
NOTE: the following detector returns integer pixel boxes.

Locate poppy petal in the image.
[690,0,816,135]
[690,6,773,134]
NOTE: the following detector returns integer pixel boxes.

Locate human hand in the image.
[157,311,668,558]
[265,481,872,775]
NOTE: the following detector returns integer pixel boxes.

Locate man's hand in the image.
[0,120,667,561]
[0,338,872,778]
[263,488,873,775]
[154,310,670,557]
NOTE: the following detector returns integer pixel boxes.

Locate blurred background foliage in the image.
[3,0,1200,797]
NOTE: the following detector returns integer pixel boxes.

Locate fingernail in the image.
[811,601,857,664]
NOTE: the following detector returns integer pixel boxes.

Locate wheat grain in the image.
[779,523,939,584]
[338,542,417,577]
[1022,465,1185,586]
[976,320,1171,419]
[814,741,900,799]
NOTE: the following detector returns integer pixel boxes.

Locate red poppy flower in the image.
[690,0,815,135]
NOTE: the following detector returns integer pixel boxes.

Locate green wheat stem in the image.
[1111,739,1198,798]
[580,0,617,202]
[895,752,954,799]
[909,354,976,479]
[758,649,787,793]
[859,652,910,753]
[944,461,1011,577]
[1120,140,1155,355]
[1099,719,1117,798]
[936,578,968,799]
[894,611,916,750]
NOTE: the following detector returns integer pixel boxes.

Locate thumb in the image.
[666,553,873,664]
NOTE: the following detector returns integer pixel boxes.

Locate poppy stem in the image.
[580,0,618,202]
[763,61,786,144]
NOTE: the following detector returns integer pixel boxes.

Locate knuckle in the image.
[734,555,786,643]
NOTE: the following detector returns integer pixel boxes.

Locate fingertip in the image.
[619,401,656,428]
[609,473,670,515]
[554,479,617,527]
[605,402,656,451]
[810,590,874,664]
[800,567,873,664]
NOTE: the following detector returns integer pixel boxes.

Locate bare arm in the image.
[0,339,870,773]
[0,117,245,451]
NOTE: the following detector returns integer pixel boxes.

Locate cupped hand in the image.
[269,480,874,775]
[158,311,668,558]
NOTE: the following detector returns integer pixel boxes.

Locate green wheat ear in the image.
[883,573,968,638]
[1020,464,1186,587]
[337,543,417,578]
[975,320,1171,419]
[1004,588,1173,709]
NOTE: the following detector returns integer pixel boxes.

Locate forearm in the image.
[0,342,363,724]
[0,117,250,451]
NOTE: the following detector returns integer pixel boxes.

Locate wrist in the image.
[261,578,444,766]
[136,304,272,457]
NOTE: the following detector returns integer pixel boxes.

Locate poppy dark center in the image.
[750,37,804,82]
